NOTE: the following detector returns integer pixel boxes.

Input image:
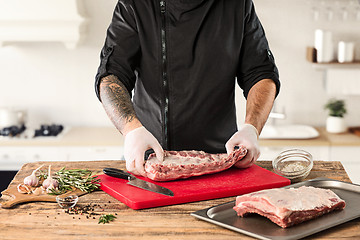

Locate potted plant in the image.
[324,98,347,133]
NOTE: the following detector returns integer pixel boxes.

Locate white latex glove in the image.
[225,124,260,168]
[124,126,164,177]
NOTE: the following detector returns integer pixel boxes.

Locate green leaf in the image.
[98,214,117,224]
[324,99,347,117]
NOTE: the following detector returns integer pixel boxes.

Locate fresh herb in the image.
[98,214,117,224]
[48,168,101,195]
[37,169,48,180]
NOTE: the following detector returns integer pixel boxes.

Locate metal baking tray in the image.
[191,178,360,240]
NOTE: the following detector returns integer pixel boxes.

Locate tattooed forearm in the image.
[99,75,140,135]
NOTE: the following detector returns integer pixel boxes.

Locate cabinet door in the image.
[65,146,124,161]
[330,146,360,184]
[0,147,67,171]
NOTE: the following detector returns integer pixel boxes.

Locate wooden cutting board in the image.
[98,164,291,210]
[0,187,87,209]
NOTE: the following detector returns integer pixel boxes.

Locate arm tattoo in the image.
[99,75,137,134]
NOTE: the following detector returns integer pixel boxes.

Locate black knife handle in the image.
[103,168,132,180]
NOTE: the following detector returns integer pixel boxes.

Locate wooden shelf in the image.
[311,61,360,70]
[306,47,360,70]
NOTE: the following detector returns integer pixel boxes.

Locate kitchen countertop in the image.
[1,126,359,147]
[0,127,124,147]
[259,127,331,146]
[259,127,360,146]
[1,160,359,240]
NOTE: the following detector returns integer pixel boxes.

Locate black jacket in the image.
[95,0,280,153]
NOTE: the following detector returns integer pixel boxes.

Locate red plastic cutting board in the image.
[97,164,290,210]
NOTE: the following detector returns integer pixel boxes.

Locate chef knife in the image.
[103,168,174,197]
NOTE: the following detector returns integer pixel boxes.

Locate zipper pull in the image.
[160,0,166,14]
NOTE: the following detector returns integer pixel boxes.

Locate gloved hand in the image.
[124,126,164,176]
[225,124,260,168]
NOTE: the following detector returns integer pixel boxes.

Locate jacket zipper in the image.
[160,0,170,149]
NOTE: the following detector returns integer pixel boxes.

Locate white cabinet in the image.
[0,0,88,49]
[0,146,124,171]
[0,146,67,170]
[65,146,124,161]
[330,146,360,184]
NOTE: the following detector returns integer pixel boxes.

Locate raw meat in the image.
[233,186,346,228]
[144,146,247,181]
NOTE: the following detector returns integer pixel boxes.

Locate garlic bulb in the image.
[46,182,59,193]
[42,165,59,190]
[23,165,43,187]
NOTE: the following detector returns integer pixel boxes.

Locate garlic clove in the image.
[32,186,46,195]
[17,184,33,194]
[46,186,58,193]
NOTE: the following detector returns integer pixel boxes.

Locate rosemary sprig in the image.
[37,169,48,180]
[98,214,117,224]
[47,167,101,195]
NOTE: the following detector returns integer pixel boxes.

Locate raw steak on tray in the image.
[233,186,346,228]
[145,146,247,181]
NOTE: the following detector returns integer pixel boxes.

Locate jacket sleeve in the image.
[95,1,140,101]
[237,0,280,99]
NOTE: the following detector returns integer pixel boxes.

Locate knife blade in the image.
[102,168,174,197]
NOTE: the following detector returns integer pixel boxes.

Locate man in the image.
[95,0,280,177]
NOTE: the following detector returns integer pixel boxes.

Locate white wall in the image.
[238,0,360,127]
[0,0,118,127]
[0,0,359,128]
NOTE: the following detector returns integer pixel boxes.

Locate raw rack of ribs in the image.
[144,146,247,181]
[233,186,346,228]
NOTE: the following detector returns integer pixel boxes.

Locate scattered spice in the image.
[64,203,101,218]
[98,214,117,224]
[62,203,117,224]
